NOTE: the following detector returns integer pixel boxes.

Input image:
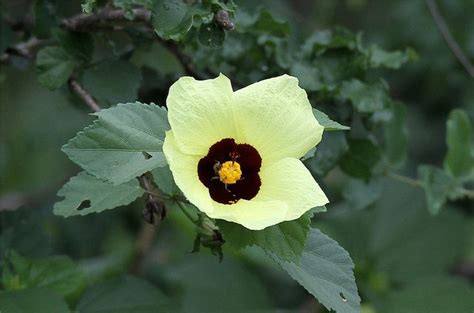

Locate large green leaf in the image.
[2,252,85,301]
[77,275,170,313]
[54,172,143,217]
[443,109,474,178]
[313,108,350,131]
[82,60,142,106]
[272,228,360,313]
[0,288,70,313]
[218,208,325,262]
[379,277,474,313]
[62,102,169,185]
[36,46,76,90]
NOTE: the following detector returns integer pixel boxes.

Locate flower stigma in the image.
[217,161,242,184]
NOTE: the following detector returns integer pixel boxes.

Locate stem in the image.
[177,200,198,224]
[425,0,474,78]
[386,172,422,188]
[68,79,101,112]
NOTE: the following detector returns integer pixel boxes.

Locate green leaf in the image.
[252,10,289,37]
[151,0,209,41]
[418,165,462,215]
[62,102,169,185]
[2,252,86,301]
[339,79,388,113]
[55,29,94,64]
[290,61,325,92]
[198,22,225,49]
[0,20,16,53]
[82,60,142,106]
[218,208,325,262]
[82,0,98,14]
[379,277,474,313]
[313,108,350,131]
[384,101,407,168]
[305,132,349,176]
[77,275,170,313]
[443,109,474,178]
[54,172,143,217]
[272,228,360,313]
[340,138,381,180]
[0,288,70,313]
[301,28,361,56]
[368,45,416,69]
[151,166,180,196]
[36,46,76,90]
[342,178,382,210]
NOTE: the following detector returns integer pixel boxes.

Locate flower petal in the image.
[163,131,215,215]
[167,74,236,156]
[258,157,329,221]
[233,75,324,163]
[211,199,289,230]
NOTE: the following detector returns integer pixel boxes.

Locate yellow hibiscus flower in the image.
[163,74,329,230]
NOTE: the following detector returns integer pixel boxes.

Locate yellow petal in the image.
[167,74,236,156]
[163,131,215,215]
[258,157,329,221]
[233,75,323,163]
[211,199,289,230]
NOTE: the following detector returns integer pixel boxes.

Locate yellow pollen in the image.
[218,161,242,184]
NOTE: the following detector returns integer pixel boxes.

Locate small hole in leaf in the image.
[142,151,152,160]
[340,292,347,302]
[77,200,91,211]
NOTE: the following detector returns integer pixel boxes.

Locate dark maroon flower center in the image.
[197,138,262,204]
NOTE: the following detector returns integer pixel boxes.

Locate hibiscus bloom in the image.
[163,74,329,230]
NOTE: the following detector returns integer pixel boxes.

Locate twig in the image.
[68,79,101,112]
[1,37,43,64]
[386,171,474,199]
[61,8,150,31]
[425,0,474,78]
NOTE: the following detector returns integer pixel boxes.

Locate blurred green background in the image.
[1,0,473,312]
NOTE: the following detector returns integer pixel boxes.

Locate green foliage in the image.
[340,138,381,180]
[444,109,474,178]
[62,102,169,184]
[418,165,463,215]
[313,108,350,131]
[218,208,325,262]
[0,288,70,313]
[3,1,474,312]
[36,46,76,90]
[164,256,271,313]
[384,101,407,168]
[54,172,144,217]
[272,228,361,313]
[151,0,210,41]
[379,277,474,313]
[76,275,170,313]
[2,252,86,301]
[82,60,142,106]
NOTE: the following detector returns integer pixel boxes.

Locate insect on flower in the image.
[163,74,329,230]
